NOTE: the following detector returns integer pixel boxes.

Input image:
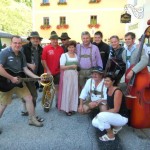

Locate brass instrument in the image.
[40,73,55,112]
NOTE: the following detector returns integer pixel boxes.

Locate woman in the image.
[92,74,128,141]
[58,40,78,116]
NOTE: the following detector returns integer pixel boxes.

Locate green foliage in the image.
[0,0,32,36]
[14,0,32,7]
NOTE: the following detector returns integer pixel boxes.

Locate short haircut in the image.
[66,40,76,48]
[104,73,118,86]
[11,35,22,41]
[81,31,90,37]
[110,35,119,41]
[125,32,136,39]
[94,31,103,38]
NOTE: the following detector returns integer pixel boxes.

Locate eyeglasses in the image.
[61,39,67,41]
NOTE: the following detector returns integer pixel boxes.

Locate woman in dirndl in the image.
[58,40,78,116]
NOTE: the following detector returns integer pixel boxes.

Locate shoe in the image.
[29,116,43,127]
[99,134,115,141]
[36,116,44,122]
[113,127,122,134]
[66,112,72,116]
[21,111,29,116]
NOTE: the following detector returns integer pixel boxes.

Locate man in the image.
[93,31,110,69]
[76,31,103,89]
[41,31,64,104]
[78,67,107,114]
[60,32,71,52]
[122,32,149,128]
[122,32,148,81]
[21,31,44,122]
[108,35,126,84]
[0,36,43,134]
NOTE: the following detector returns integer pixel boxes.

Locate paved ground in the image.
[0,91,150,150]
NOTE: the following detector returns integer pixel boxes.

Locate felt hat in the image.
[27,31,43,41]
[60,32,71,40]
[49,31,60,40]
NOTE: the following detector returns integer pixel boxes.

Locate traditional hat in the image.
[91,66,104,74]
[27,31,43,41]
[60,32,71,40]
[49,31,60,39]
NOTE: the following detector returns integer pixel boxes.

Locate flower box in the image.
[57,2,67,5]
[40,25,51,30]
[88,24,100,28]
[40,3,50,6]
[89,0,101,3]
[56,24,69,29]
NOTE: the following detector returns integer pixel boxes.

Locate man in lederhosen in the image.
[76,31,103,91]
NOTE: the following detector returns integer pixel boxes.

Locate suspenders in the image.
[79,45,93,68]
[89,79,104,99]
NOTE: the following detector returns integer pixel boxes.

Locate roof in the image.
[0,30,13,38]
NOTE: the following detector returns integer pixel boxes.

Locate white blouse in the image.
[60,53,78,66]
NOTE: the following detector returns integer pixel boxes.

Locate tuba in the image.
[40,73,55,112]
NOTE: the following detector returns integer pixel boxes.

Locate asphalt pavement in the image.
[0,91,150,150]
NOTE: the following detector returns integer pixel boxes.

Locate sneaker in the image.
[29,116,43,127]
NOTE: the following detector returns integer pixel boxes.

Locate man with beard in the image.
[21,31,44,122]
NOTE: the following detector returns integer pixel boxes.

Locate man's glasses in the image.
[61,39,67,41]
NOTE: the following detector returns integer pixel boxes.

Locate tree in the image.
[0,0,32,36]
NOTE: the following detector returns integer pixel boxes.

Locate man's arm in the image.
[0,64,18,84]
[41,60,51,75]
[132,48,149,73]
[23,67,39,78]
[95,47,103,68]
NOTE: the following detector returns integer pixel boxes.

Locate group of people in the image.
[0,30,149,142]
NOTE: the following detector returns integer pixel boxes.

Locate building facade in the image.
[125,0,150,44]
[32,0,127,43]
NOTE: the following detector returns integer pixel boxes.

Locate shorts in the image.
[0,83,31,105]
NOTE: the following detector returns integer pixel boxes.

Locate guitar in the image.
[0,69,41,92]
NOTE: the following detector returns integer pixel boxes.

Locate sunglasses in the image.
[61,39,67,41]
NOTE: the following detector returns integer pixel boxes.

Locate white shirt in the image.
[79,78,107,101]
[60,53,78,65]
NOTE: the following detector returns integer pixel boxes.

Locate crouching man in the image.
[78,67,107,114]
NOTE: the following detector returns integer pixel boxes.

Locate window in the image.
[60,17,66,25]
[90,16,97,25]
[43,0,49,3]
[59,0,66,2]
[43,17,49,25]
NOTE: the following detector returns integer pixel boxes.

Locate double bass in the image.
[125,25,150,128]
